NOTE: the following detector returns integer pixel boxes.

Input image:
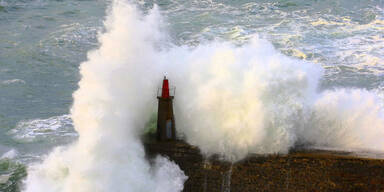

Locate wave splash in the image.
[172,38,384,161]
[23,1,186,192]
[170,39,322,161]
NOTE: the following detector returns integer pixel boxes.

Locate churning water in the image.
[0,0,383,191]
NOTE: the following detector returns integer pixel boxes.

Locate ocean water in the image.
[0,0,383,191]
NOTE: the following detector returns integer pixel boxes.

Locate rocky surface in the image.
[144,140,384,192]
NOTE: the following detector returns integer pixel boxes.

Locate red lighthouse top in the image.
[161,76,170,98]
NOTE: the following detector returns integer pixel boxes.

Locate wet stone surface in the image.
[145,140,384,192]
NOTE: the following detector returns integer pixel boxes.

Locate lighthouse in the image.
[157,76,176,141]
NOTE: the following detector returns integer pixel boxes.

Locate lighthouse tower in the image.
[157,76,176,141]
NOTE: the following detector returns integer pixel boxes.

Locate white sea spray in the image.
[23,1,187,192]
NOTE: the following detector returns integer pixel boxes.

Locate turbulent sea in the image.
[0,0,383,191]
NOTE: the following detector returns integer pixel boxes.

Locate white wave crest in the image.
[1,149,18,159]
[1,79,26,85]
[9,115,76,143]
[9,115,77,142]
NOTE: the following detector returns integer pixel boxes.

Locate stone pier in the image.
[144,140,384,192]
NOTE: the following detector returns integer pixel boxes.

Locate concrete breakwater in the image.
[144,141,384,192]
